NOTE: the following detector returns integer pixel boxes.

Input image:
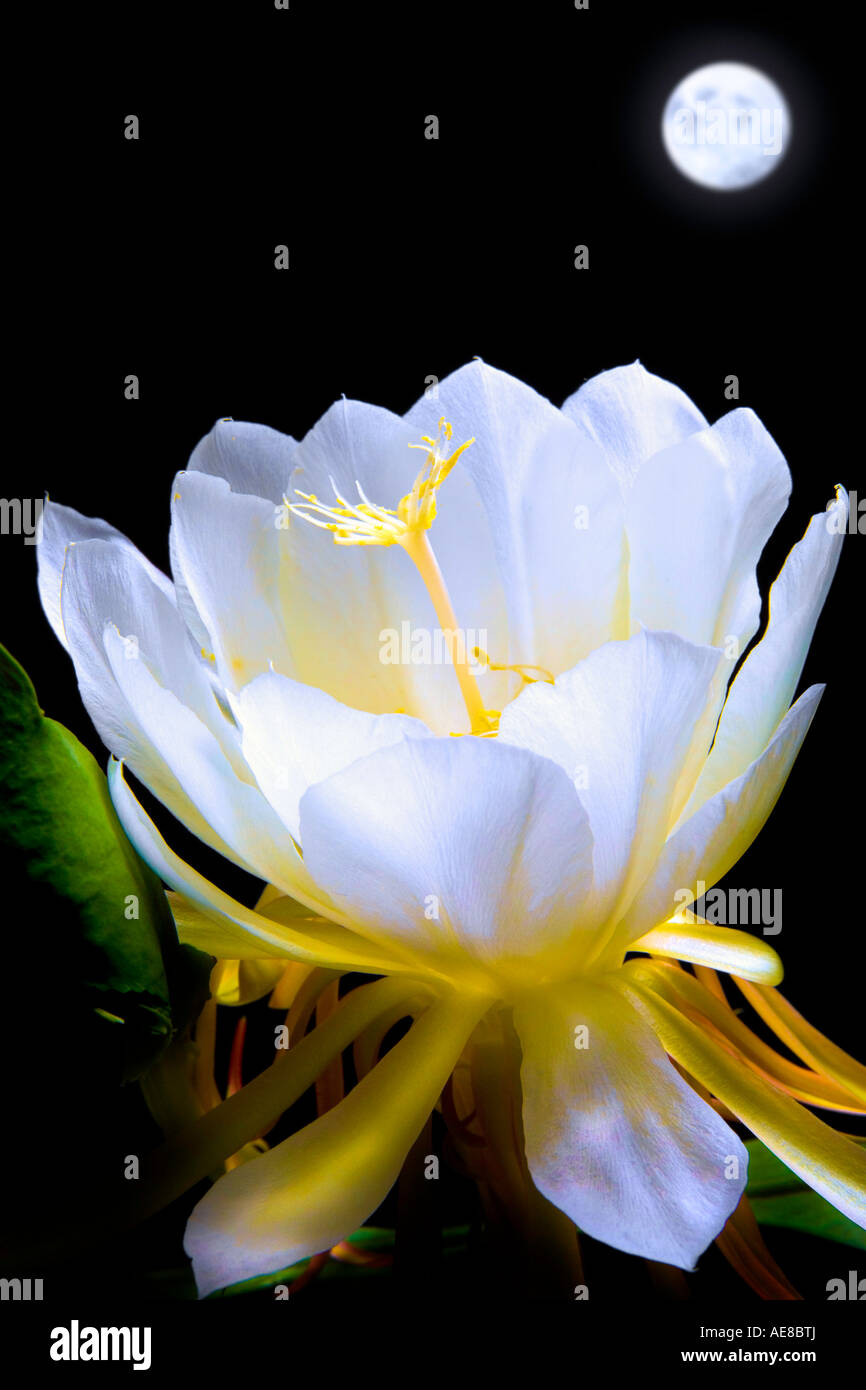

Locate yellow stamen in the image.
[285,420,494,735]
[287,483,405,546]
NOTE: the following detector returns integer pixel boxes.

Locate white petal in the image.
[626,408,792,650]
[514,977,746,1269]
[682,489,848,818]
[236,670,433,840]
[169,471,293,694]
[299,736,594,983]
[60,538,252,868]
[37,500,173,651]
[61,539,230,750]
[104,626,305,895]
[188,417,298,502]
[616,685,823,950]
[406,360,628,677]
[561,361,708,496]
[498,631,721,925]
[108,760,411,976]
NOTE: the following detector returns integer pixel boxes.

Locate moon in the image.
[661,62,791,191]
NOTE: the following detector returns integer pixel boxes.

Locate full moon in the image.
[661,62,791,191]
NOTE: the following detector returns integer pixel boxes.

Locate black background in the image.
[2,0,863,1362]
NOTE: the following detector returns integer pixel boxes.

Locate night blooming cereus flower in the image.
[38,361,866,1296]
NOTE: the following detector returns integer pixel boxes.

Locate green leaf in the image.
[0,643,212,1081]
[746,1138,866,1250]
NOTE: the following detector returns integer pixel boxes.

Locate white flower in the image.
[38,360,865,1296]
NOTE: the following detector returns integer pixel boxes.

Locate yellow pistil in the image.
[285,420,495,735]
[401,528,495,735]
[285,418,475,547]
